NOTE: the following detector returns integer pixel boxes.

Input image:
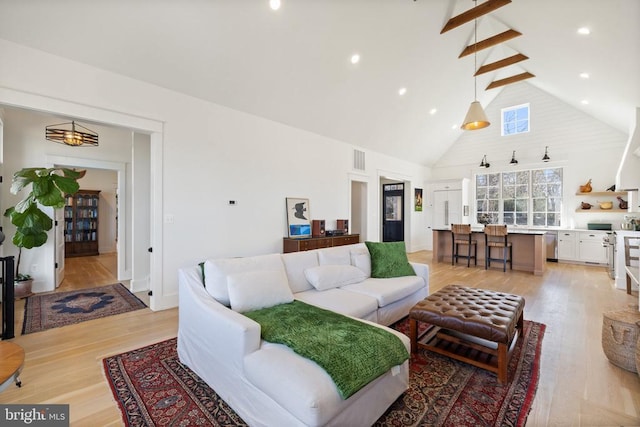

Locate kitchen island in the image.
[433,227,547,275]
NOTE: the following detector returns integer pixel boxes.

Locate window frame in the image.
[475,167,563,228]
[501,103,530,136]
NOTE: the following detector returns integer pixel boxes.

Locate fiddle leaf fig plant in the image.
[3,167,85,279]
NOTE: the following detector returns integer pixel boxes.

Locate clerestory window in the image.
[501,103,530,136]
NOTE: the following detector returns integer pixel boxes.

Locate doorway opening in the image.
[350,180,368,241]
[55,167,119,289]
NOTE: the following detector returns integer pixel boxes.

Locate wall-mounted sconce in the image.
[542,146,550,162]
[479,155,490,168]
[510,151,518,165]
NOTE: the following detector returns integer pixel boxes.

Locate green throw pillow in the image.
[365,241,416,278]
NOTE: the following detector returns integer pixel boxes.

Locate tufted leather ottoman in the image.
[409,284,525,383]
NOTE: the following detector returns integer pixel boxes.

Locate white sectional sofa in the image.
[177,242,429,427]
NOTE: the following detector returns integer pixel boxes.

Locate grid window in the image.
[475,167,562,227]
[476,173,500,225]
[502,171,530,226]
[502,104,530,136]
[532,168,563,227]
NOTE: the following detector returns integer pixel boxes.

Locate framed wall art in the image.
[414,188,423,212]
[286,197,311,238]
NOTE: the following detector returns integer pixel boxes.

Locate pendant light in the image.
[542,146,550,162]
[461,2,490,131]
[46,121,99,147]
[479,154,490,168]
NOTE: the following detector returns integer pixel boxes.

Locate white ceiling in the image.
[0,0,638,167]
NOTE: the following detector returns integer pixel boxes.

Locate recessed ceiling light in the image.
[429,108,438,115]
[451,124,458,130]
[398,87,407,96]
[581,99,590,105]
[269,0,281,10]
[350,54,360,64]
[577,27,591,35]
[579,72,590,79]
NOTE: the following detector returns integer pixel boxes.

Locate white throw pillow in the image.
[304,265,367,291]
[350,246,371,278]
[227,270,294,313]
[204,253,285,306]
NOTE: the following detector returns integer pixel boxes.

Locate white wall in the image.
[0,39,429,309]
[431,82,629,231]
[131,133,151,292]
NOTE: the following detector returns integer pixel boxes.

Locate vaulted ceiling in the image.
[0,0,638,166]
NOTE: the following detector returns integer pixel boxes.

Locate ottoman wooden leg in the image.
[497,342,508,383]
[410,318,418,353]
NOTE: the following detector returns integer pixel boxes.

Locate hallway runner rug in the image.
[22,283,147,335]
[103,318,545,427]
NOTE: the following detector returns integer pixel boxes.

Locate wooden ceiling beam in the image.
[459,29,523,58]
[441,0,512,34]
[486,72,535,90]
[475,53,529,76]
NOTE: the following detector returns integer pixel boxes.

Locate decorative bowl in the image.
[598,201,613,210]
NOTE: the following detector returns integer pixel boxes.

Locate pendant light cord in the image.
[473,0,478,101]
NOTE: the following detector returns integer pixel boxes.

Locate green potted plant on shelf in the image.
[3,167,85,297]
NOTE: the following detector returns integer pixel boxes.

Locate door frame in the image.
[378,171,412,245]
[382,182,405,242]
[0,86,166,310]
[48,156,128,280]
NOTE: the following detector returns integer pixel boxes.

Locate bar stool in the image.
[484,224,512,272]
[451,224,477,267]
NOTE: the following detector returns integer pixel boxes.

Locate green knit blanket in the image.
[245,300,409,399]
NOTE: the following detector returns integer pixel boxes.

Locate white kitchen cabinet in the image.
[429,178,470,230]
[578,231,608,264]
[557,230,608,264]
[558,231,577,261]
[433,190,462,229]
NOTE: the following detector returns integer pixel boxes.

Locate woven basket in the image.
[602,310,640,372]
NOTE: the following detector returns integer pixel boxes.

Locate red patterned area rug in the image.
[104,319,544,427]
[22,283,147,335]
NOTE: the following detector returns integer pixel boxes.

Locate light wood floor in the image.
[2,252,640,426]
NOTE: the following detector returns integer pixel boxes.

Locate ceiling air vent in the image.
[353,149,365,171]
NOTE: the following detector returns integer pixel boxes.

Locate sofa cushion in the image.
[244,342,345,426]
[204,253,285,306]
[350,245,371,277]
[318,246,352,266]
[281,251,318,293]
[341,276,425,307]
[304,265,366,291]
[365,241,416,278]
[227,270,294,313]
[295,288,378,320]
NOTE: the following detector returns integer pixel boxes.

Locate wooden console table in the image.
[283,234,360,253]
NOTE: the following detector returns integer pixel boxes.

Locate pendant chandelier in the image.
[46,121,99,147]
[461,2,490,131]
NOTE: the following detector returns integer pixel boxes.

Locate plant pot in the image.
[14,279,34,299]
